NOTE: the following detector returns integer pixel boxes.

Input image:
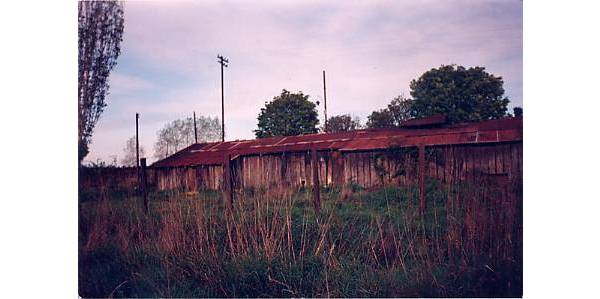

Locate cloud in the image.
[109,72,154,94]
[85,0,522,164]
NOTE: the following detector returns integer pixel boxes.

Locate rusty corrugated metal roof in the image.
[400,114,447,127]
[152,117,522,168]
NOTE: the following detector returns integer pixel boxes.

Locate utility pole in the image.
[193,111,198,144]
[217,54,229,142]
[311,148,321,213]
[135,113,140,181]
[136,113,140,168]
[322,70,328,132]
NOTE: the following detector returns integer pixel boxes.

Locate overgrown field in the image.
[79,179,522,297]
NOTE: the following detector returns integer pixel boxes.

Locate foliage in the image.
[366,108,395,128]
[513,106,523,117]
[409,65,510,123]
[374,145,444,184]
[366,95,413,128]
[387,94,413,125]
[78,1,125,163]
[121,136,145,167]
[325,114,361,133]
[154,116,221,160]
[255,89,319,138]
[374,145,418,181]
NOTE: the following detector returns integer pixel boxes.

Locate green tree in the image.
[387,94,413,125]
[255,89,319,138]
[513,107,523,117]
[409,65,510,123]
[78,1,125,163]
[326,114,361,133]
[366,109,395,128]
[366,95,413,129]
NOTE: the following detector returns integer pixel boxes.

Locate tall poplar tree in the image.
[78,1,125,163]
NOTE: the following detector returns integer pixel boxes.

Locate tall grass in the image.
[79,179,522,297]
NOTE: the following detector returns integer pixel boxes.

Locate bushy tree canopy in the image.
[409,65,509,123]
[255,90,319,138]
[325,114,361,133]
[366,95,413,128]
[513,107,523,117]
[387,95,413,125]
[366,109,395,128]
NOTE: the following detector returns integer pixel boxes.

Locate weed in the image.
[79,180,522,297]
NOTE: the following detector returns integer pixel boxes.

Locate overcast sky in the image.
[85,0,522,164]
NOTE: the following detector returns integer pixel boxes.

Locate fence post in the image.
[311,148,321,213]
[223,153,233,209]
[418,144,426,217]
[140,158,148,214]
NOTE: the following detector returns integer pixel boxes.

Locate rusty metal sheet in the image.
[151,117,523,168]
[400,114,447,127]
[478,118,523,131]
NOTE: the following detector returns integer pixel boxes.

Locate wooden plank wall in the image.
[79,167,158,190]
[153,141,522,192]
[341,142,522,188]
[155,165,223,191]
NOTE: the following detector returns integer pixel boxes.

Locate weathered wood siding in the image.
[339,142,522,188]
[153,141,522,192]
[155,165,223,191]
[79,167,158,190]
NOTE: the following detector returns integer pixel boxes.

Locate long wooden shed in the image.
[152,116,522,192]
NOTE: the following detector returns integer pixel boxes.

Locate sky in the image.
[85,0,523,165]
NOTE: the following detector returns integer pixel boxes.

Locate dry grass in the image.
[79,179,522,297]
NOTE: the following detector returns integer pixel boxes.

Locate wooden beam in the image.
[418,144,426,216]
[311,148,321,213]
[140,158,148,214]
[223,153,233,209]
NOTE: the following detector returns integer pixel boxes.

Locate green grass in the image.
[79,179,522,297]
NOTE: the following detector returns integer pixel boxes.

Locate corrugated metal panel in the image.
[400,114,447,127]
[152,117,522,168]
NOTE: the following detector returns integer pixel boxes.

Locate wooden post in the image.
[140,158,148,214]
[323,70,328,132]
[281,151,288,185]
[311,148,321,213]
[418,144,426,216]
[136,113,140,184]
[223,153,233,209]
